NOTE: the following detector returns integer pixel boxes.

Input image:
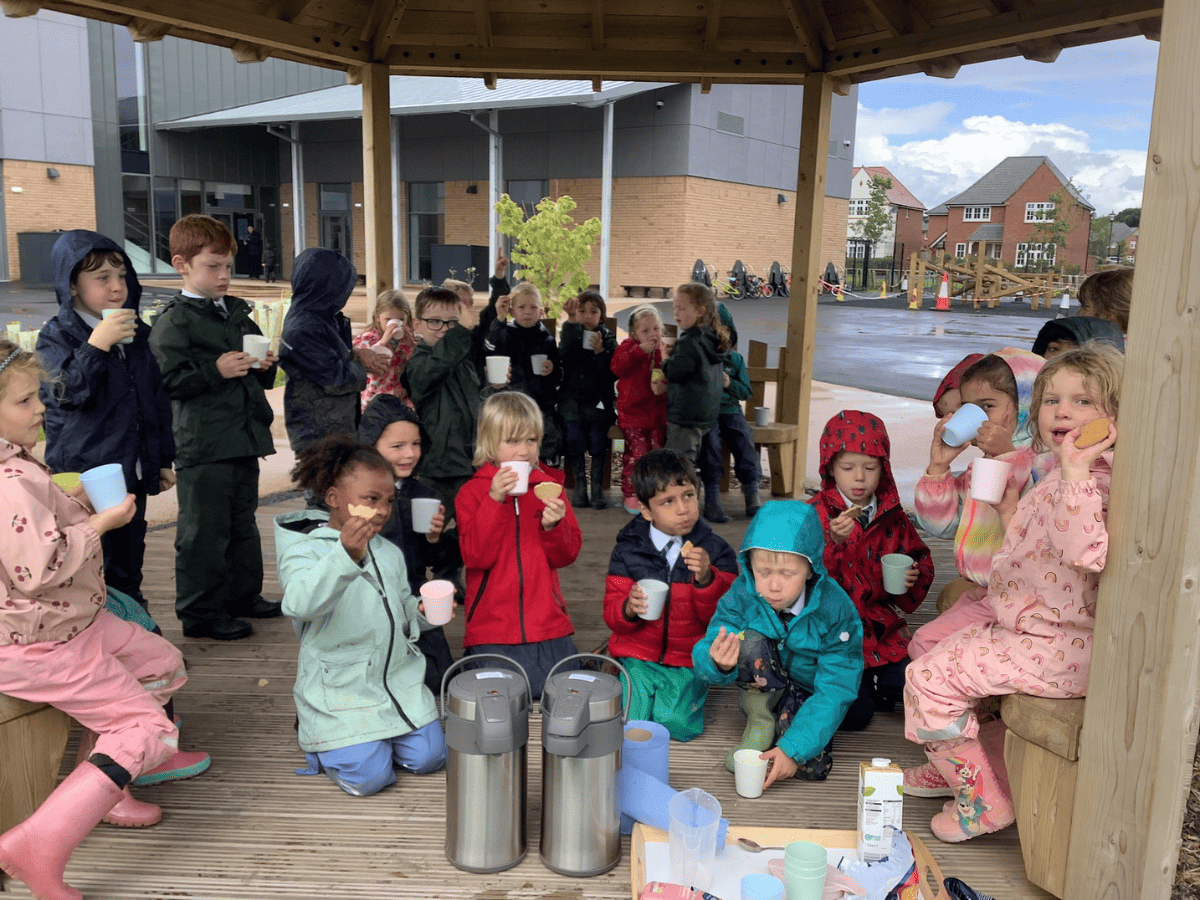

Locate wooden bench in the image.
[621,286,672,298]
[0,694,72,833]
[1001,693,1085,899]
[740,340,802,498]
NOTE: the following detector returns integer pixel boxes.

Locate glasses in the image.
[418,317,459,330]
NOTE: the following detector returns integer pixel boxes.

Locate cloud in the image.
[854,111,1145,214]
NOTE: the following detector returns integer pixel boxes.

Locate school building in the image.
[0,10,858,291]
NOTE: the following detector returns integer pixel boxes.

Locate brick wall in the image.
[2,159,96,281]
[1002,163,1091,271]
[893,206,923,262]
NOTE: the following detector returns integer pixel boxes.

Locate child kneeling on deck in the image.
[276,436,446,797]
[693,501,863,787]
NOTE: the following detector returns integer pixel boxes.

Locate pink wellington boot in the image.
[0,760,124,900]
[902,759,954,798]
[925,720,1014,842]
[73,728,163,826]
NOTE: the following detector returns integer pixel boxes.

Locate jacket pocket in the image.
[319,652,384,711]
[466,571,491,622]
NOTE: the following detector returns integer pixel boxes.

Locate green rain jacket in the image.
[692,500,864,763]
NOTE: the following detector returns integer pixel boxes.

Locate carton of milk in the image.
[858,757,904,861]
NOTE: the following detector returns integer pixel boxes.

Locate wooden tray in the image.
[631,824,945,900]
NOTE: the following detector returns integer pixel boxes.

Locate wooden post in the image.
[1066,0,1200,895]
[779,72,833,499]
[361,62,393,310]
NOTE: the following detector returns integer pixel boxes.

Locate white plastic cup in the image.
[101,308,135,345]
[502,460,531,495]
[881,553,915,595]
[530,353,548,374]
[733,748,769,798]
[970,458,1014,504]
[754,406,770,427]
[242,334,271,366]
[485,355,508,384]
[419,579,455,626]
[941,402,989,446]
[386,318,404,329]
[583,330,598,350]
[79,463,127,513]
[637,578,669,621]
[411,497,441,533]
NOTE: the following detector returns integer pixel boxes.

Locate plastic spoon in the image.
[736,837,786,852]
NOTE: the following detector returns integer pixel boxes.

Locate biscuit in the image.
[680,541,694,556]
[1075,417,1111,449]
[844,505,863,520]
[533,482,562,501]
[347,504,374,519]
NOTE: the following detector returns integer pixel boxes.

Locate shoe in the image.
[132,749,211,787]
[0,760,123,900]
[943,877,997,900]
[235,595,283,619]
[925,721,1014,842]
[568,454,589,507]
[101,787,162,827]
[743,485,762,518]
[589,456,609,509]
[903,760,954,797]
[724,689,780,771]
[623,498,640,515]
[703,491,729,524]
[182,615,253,640]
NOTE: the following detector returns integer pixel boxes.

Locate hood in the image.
[992,347,1045,448]
[932,353,984,415]
[358,394,429,450]
[716,302,738,349]
[817,410,899,512]
[289,247,357,315]
[691,326,727,363]
[736,500,828,584]
[1032,316,1126,357]
[51,230,142,314]
[273,508,335,558]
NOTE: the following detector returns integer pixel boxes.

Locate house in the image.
[925,156,1094,271]
[846,166,924,262]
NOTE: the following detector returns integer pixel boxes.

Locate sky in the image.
[853,36,1159,217]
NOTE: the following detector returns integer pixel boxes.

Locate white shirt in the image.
[183,289,227,317]
[782,585,807,617]
[838,489,876,526]
[649,524,683,570]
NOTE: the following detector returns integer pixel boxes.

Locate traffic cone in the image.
[935,273,950,311]
[836,283,845,302]
[1059,290,1071,311]
[908,286,922,310]
[879,282,887,299]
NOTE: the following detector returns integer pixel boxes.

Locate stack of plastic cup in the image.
[740,872,784,900]
[783,840,827,900]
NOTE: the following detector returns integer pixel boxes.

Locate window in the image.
[320,184,353,261]
[848,199,870,217]
[1015,242,1056,267]
[1025,202,1056,222]
[408,182,444,282]
[962,206,991,221]
[954,243,967,258]
[845,241,865,259]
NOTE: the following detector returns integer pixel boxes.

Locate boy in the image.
[1031,316,1125,359]
[602,449,738,741]
[37,231,175,609]
[402,286,483,519]
[149,214,281,641]
[484,281,563,463]
[693,501,862,785]
[812,410,933,730]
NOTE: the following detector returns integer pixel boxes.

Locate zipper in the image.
[466,570,491,622]
[515,501,526,643]
[369,551,416,731]
[658,553,673,663]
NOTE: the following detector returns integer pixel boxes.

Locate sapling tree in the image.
[851,174,893,287]
[495,194,601,316]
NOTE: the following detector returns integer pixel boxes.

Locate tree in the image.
[1089,214,1114,262]
[495,194,602,316]
[1114,207,1140,228]
[851,174,893,248]
[1026,185,1080,271]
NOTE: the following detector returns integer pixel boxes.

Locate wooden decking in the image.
[14,496,1054,900]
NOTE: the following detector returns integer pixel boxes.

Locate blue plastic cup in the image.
[741,872,784,900]
[79,463,127,513]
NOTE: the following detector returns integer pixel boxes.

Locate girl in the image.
[456,392,582,698]
[903,344,1121,842]
[612,304,668,514]
[357,394,460,694]
[661,282,729,479]
[353,289,416,409]
[0,342,186,899]
[275,436,446,797]
[558,290,617,509]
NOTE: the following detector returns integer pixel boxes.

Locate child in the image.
[358,394,459,694]
[275,436,446,797]
[932,353,984,419]
[262,244,278,283]
[280,247,378,454]
[1076,266,1133,333]
[558,290,617,509]
[1031,316,1125,358]
[456,391,582,698]
[149,214,282,640]
[662,282,728,473]
[698,303,760,522]
[0,341,186,899]
[811,410,934,730]
[353,289,416,409]
[603,449,738,740]
[912,348,1047,642]
[903,344,1121,841]
[36,230,175,609]
[484,281,563,463]
[612,304,668,514]
[402,286,483,520]
[693,501,863,782]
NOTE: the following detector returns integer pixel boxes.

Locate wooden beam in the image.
[830,76,851,96]
[373,0,409,62]
[483,72,496,89]
[798,0,836,50]
[0,0,39,15]
[591,76,602,92]
[919,58,961,78]
[591,0,603,50]
[231,40,269,63]
[1065,0,1200,897]
[474,0,492,48]
[1141,19,1162,40]
[346,65,362,85]
[778,0,824,70]
[704,0,722,52]
[1017,37,1062,63]
[361,62,394,304]
[266,0,313,23]
[780,72,833,498]
[126,15,168,41]
[700,76,712,93]
[861,0,927,37]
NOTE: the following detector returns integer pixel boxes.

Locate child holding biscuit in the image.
[810,410,934,731]
[903,344,1121,841]
[456,391,582,698]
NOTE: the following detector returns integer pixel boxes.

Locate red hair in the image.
[169,214,236,263]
